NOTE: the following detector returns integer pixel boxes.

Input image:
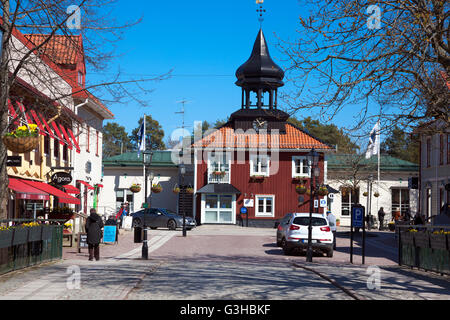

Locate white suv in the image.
[281,212,334,257]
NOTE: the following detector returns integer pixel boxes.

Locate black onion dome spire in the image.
[235,28,284,89]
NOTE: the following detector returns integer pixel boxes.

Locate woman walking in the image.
[85,208,104,261]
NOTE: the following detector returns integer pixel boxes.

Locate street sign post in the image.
[351,204,366,264]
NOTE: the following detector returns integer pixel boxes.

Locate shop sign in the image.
[51,172,73,186]
[6,156,22,167]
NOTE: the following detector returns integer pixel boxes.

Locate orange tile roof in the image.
[193,123,333,150]
[24,34,82,65]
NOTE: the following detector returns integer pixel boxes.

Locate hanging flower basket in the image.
[173,186,180,194]
[363,192,368,197]
[186,187,194,194]
[151,184,162,193]
[374,192,380,198]
[295,184,307,194]
[0,229,14,249]
[2,124,39,153]
[130,184,141,193]
[317,186,329,196]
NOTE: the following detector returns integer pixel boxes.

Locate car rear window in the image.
[293,217,327,226]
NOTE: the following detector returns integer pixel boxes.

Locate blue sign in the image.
[352,206,364,228]
[240,207,248,214]
[103,226,117,243]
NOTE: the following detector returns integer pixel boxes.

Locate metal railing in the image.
[0,219,64,275]
[397,224,450,275]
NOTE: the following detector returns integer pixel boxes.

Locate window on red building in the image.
[86,126,90,153]
[426,138,431,168]
[96,130,99,156]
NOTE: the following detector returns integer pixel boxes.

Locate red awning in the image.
[59,124,73,150]
[8,178,50,201]
[67,128,81,154]
[51,121,65,146]
[21,180,80,205]
[77,180,95,190]
[30,110,47,136]
[39,112,56,139]
[63,185,80,195]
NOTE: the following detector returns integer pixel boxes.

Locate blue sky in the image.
[88,0,377,146]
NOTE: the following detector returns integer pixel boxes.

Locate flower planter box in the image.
[2,135,39,153]
[250,176,266,181]
[401,232,415,246]
[0,229,14,249]
[41,225,53,241]
[12,228,29,246]
[414,232,430,248]
[388,223,396,231]
[28,226,42,242]
[430,234,448,250]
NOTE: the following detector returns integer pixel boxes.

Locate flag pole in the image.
[377,121,380,209]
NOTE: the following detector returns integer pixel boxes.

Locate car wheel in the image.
[132,219,142,228]
[281,238,292,255]
[276,238,282,247]
[326,249,333,258]
[150,227,157,230]
[167,219,177,230]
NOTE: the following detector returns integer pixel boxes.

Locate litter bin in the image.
[134,227,143,243]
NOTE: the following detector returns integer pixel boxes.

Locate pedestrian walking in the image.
[326,211,337,250]
[378,207,385,230]
[85,208,104,261]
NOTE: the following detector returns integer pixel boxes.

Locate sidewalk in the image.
[62,229,141,261]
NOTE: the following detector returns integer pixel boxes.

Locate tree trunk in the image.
[0,1,11,221]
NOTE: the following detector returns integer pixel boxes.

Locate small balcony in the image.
[208,170,230,184]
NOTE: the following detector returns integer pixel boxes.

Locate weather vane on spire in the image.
[256,0,266,26]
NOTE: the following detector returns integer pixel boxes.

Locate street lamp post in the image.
[306,148,320,263]
[142,151,153,260]
[180,164,187,237]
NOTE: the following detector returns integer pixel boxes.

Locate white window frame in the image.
[255,194,275,217]
[250,154,270,177]
[292,156,311,178]
[207,152,231,183]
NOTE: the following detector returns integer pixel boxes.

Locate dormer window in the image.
[78,71,84,87]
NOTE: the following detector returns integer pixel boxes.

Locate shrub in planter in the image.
[388,222,396,231]
[414,232,430,248]
[0,228,14,249]
[41,225,53,241]
[401,231,415,246]
[12,227,29,245]
[28,225,43,242]
[430,231,448,250]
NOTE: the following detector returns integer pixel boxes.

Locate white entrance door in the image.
[201,194,236,224]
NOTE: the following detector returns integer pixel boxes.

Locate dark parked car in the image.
[131,208,196,230]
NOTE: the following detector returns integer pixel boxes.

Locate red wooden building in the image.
[192,29,335,227]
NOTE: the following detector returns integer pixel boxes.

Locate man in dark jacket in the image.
[85,208,104,261]
[378,207,385,230]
